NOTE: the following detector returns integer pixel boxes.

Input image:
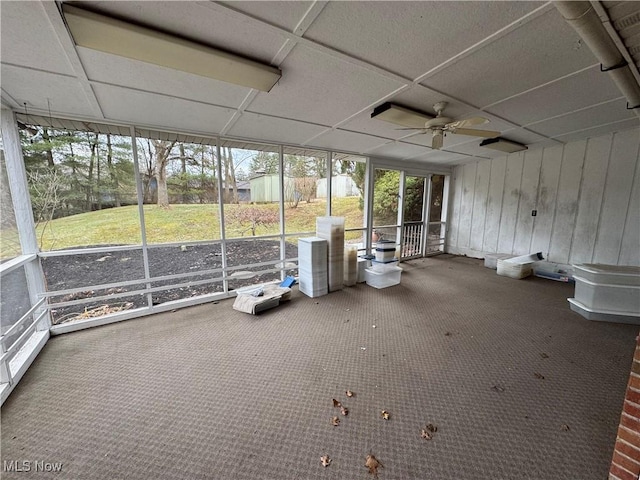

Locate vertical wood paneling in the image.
[548,140,586,264]
[446,128,639,266]
[497,152,524,254]
[530,145,563,256]
[619,154,640,266]
[482,156,507,253]
[569,135,612,265]
[457,163,477,249]
[470,160,491,251]
[513,149,542,255]
[447,166,463,248]
[593,129,640,264]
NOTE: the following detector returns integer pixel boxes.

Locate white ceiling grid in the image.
[1,0,639,165]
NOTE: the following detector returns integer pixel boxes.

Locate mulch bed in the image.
[42,240,298,324]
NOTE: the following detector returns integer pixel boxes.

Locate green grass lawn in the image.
[0,198,364,259]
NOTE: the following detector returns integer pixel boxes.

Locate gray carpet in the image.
[1,255,637,480]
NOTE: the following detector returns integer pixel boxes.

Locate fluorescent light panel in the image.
[371,102,433,129]
[62,4,281,92]
[479,137,528,153]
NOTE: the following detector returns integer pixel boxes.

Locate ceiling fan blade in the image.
[447,117,489,129]
[432,132,444,150]
[395,127,426,130]
[451,128,500,138]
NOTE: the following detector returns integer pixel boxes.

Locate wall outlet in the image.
[532,210,537,216]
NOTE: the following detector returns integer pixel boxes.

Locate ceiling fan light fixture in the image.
[479,137,528,153]
[371,102,434,129]
[61,4,282,92]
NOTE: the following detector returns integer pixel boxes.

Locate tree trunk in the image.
[153,140,175,208]
[106,134,121,207]
[86,133,98,211]
[42,129,55,168]
[180,143,187,203]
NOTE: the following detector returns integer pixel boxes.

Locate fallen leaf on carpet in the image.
[331,416,340,426]
[561,424,570,431]
[333,399,342,408]
[321,455,331,467]
[540,352,549,359]
[365,454,383,477]
[381,410,390,420]
[425,423,437,433]
[534,372,545,379]
[346,390,355,397]
[341,406,349,416]
[421,429,432,440]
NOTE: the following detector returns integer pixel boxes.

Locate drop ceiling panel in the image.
[390,87,476,119]
[218,1,314,31]
[308,129,388,154]
[227,112,327,145]
[75,1,286,66]
[412,150,476,164]
[303,1,544,79]
[248,45,406,126]
[529,98,636,137]
[1,65,95,117]
[423,9,597,108]
[77,48,249,108]
[93,84,234,134]
[367,141,432,159]
[553,121,640,143]
[341,112,414,141]
[487,66,622,125]
[0,1,75,75]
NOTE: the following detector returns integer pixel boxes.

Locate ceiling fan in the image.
[371,101,500,150]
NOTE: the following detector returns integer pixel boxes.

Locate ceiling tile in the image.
[486,66,622,125]
[77,48,250,108]
[248,45,406,126]
[422,9,597,108]
[0,1,75,75]
[308,129,388,154]
[227,112,327,145]
[411,150,476,164]
[341,111,413,141]
[304,1,544,79]
[553,121,639,143]
[218,1,314,31]
[367,141,432,159]
[528,98,636,137]
[1,65,94,117]
[93,84,235,134]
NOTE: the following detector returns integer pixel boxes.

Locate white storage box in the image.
[573,264,640,286]
[484,253,512,269]
[573,278,640,312]
[497,259,532,279]
[371,259,399,272]
[365,266,402,289]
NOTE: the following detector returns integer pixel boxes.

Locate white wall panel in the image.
[570,135,612,265]
[548,140,586,264]
[446,127,639,267]
[593,129,640,264]
[497,152,524,254]
[513,149,542,255]
[482,157,507,253]
[619,158,640,266]
[530,146,562,256]
[457,163,478,249]
[446,165,464,248]
[470,160,491,252]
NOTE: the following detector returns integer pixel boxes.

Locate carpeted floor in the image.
[1,255,637,479]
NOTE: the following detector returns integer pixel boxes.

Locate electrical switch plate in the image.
[531,210,537,216]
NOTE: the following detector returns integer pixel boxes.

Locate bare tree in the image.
[152,139,176,207]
